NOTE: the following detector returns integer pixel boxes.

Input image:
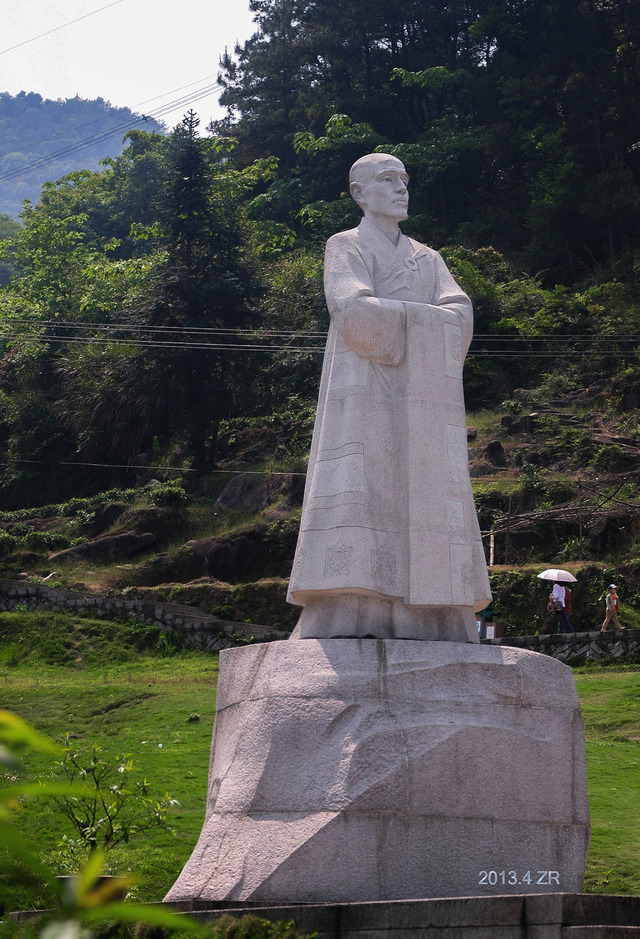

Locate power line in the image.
[1,318,639,343]
[0,0,127,56]
[0,320,329,337]
[0,320,637,357]
[0,80,224,184]
[0,458,307,476]
[131,74,222,111]
[0,333,636,357]
[1,73,222,161]
[0,334,326,353]
[0,322,636,355]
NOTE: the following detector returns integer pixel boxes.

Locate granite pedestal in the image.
[165,639,589,903]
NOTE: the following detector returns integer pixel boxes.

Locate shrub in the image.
[0,530,17,554]
[145,483,190,507]
[51,745,178,871]
[593,444,637,472]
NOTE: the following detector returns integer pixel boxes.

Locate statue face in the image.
[350,157,409,222]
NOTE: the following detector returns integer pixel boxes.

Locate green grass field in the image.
[0,611,220,913]
[1,611,640,913]
[574,664,640,895]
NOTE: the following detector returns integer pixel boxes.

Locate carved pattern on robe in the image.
[371,548,397,587]
[324,542,354,576]
[447,500,466,544]
[309,445,365,501]
[447,425,468,484]
[444,323,463,379]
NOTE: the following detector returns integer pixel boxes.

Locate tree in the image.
[0,118,263,500]
[0,92,165,219]
[144,112,260,470]
[0,212,20,285]
[215,0,640,283]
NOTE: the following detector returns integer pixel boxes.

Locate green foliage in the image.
[519,464,546,501]
[4,625,640,910]
[0,92,164,220]
[50,745,178,868]
[0,115,271,500]
[214,0,640,282]
[0,611,182,669]
[593,444,638,472]
[559,536,590,563]
[145,484,190,508]
[0,489,137,523]
[21,531,76,552]
[0,709,202,936]
[204,916,316,939]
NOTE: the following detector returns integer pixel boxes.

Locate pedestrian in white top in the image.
[601,584,622,631]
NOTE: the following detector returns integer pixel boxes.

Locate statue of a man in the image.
[287,153,491,641]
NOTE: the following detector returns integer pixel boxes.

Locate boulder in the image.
[85,502,127,538]
[484,439,508,467]
[187,534,260,581]
[216,472,305,513]
[50,531,156,561]
[216,473,280,513]
[118,507,188,540]
[469,461,499,478]
[501,414,538,436]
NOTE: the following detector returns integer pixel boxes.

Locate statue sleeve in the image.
[323,234,406,366]
[402,251,473,356]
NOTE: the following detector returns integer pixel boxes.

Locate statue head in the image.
[349,153,409,223]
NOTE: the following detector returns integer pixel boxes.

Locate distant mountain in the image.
[0,91,166,218]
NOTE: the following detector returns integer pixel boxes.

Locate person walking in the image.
[601,584,622,631]
[552,581,574,634]
[563,585,574,631]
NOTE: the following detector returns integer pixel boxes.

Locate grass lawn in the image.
[1,610,640,913]
[574,663,640,895]
[0,611,219,912]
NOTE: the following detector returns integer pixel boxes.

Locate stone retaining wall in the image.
[163,893,640,938]
[1,578,637,659]
[15,893,640,934]
[484,628,640,661]
[0,580,287,651]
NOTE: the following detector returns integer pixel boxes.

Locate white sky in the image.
[0,0,257,132]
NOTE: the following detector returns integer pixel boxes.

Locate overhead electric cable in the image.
[130,73,222,110]
[0,80,223,184]
[3,318,639,343]
[0,0,127,56]
[2,72,222,160]
[1,458,307,476]
[0,333,635,357]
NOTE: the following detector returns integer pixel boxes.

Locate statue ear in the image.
[350,180,363,204]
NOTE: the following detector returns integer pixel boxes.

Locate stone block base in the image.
[163,894,640,939]
[165,639,590,903]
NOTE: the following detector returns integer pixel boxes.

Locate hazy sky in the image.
[0,0,257,131]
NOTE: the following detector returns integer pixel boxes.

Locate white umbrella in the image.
[537,568,577,583]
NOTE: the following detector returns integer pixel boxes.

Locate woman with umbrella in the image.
[538,568,576,634]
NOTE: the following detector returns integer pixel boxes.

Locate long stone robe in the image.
[287,218,491,640]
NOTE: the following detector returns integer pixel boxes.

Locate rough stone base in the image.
[165,639,590,904]
[163,894,640,939]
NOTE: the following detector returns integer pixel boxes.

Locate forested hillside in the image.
[0,0,640,632]
[0,92,165,218]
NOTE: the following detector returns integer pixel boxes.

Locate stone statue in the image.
[165,156,589,908]
[287,153,491,641]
